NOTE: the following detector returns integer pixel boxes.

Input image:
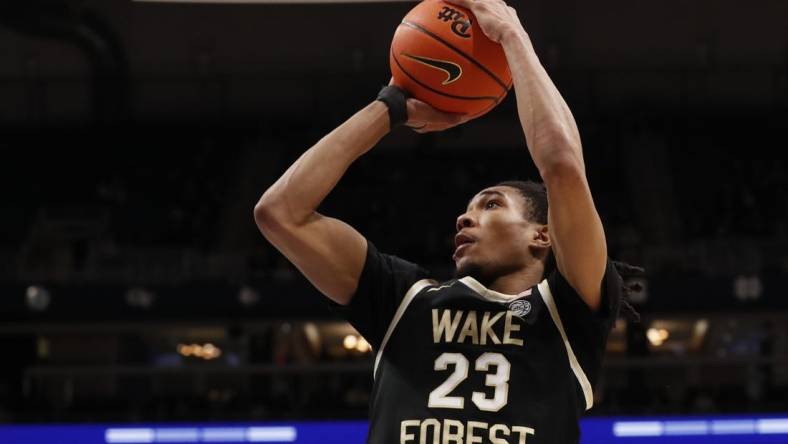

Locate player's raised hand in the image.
[446,0,523,44]
[404,97,470,133]
[389,76,471,132]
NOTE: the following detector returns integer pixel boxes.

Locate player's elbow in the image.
[254,192,289,233]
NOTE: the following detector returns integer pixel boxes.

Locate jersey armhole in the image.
[373,279,436,379]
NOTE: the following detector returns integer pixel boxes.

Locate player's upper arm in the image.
[254,202,367,306]
[542,152,608,311]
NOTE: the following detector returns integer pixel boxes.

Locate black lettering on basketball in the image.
[451,19,471,38]
[437,6,472,38]
[437,6,461,22]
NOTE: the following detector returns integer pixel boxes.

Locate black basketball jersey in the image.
[333,241,623,444]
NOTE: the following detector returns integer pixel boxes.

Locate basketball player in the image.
[255,0,635,442]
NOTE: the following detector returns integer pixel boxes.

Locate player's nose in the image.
[456,213,475,232]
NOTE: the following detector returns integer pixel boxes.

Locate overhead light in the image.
[125,287,155,309]
[177,344,195,355]
[355,337,370,353]
[342,334,371,353]
[343,335,358,350]
[178,343,222,360]
[37,337,50,359]
[733,274,762,301]
[25,285,51,311]
[689,319,709,350]
[201,343,221,359]
[646,328,669,347]
[238,285,260,307]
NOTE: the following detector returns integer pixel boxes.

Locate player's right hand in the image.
[404,97,471,133]
[446,0,523,45]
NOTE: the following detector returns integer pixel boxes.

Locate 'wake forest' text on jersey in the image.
[332,241,623,444]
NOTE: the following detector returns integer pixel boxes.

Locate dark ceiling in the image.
[0,0,786,124]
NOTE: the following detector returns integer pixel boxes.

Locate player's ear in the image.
[533,225,550,249]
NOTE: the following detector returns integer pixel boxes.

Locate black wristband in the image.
[376,85,408,128]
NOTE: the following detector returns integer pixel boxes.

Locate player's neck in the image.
[487,261,545,296]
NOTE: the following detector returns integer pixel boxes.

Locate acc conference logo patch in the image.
[508,299,532,318]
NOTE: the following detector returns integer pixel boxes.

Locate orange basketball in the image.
[389,0,512,118]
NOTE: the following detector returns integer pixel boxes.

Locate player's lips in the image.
[454,232,476,249]
[453,232,476,260]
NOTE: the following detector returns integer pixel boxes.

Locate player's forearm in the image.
[255,101,390,226]
[501,28,585,176]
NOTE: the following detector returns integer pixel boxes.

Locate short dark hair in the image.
[495,180,554,280]
[496,180,548,224]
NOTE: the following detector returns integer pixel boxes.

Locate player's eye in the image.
[485,200,500,209]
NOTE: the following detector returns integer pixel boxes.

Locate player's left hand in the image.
[446,0,524,44]
[405,98,471,133]
[389,79,471,133]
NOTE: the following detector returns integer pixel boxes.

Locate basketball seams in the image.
[400,19,510,94]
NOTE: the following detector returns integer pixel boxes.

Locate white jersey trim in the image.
[538,279,595,411]
[458,276,527,302]
[373,278,436,379]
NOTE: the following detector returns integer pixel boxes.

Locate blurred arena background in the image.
[0,0,787,442]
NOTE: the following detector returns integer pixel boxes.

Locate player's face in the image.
[453,186,545,283]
